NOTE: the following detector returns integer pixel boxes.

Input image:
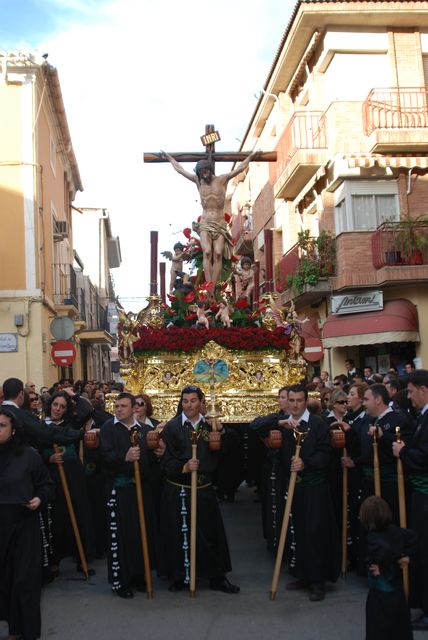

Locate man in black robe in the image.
[100,392,160,598]
[362,383,413,524]
[249,386,289,553]
[393,369,428,631]
[160,384,239,593]
[253,383,340,601]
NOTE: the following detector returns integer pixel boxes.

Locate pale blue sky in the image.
[1,0,295,308]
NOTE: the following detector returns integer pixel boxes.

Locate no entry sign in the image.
[51,340,76,366]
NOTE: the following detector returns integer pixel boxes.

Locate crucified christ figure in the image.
[160,150,259,289]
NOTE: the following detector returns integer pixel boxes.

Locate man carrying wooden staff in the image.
[160,385,239,594]
[393,369,428,631]
[253,383,340,602]
[100,393,161,599]
[362,385,413,523]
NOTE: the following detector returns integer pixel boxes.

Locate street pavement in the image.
[1,485,382,640]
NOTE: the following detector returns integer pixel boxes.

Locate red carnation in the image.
[167,294,177,302]
[231,254,238,262]
[224,212,231,224]
[184,292,195,303]
[183,227,192,239]
[235,299,249,308]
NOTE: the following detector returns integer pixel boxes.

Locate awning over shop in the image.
[78,330,113,345]
[301,315,323,362]
[345,154,428,170]
[322,299,419,348]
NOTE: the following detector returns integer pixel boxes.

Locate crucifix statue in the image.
[144,125,276,291]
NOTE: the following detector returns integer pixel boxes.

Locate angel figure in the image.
[119,310,139,360]
[234,256,255,302]
[196,301,211,329]
[215,301,233,328]
[161,242,191,293]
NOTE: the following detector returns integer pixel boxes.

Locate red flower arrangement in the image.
[133,326,290,354]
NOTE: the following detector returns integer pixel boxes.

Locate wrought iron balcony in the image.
[363,87,428,152]
[271,112,327,198]
[275,233,335,294]
[372,220,428,269]
[53,263,78,309]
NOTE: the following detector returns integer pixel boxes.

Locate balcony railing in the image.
[363,87,428,135]
[53,263,78,308]
[275,234,335,293]
[231,210,252,245]
[372,220,428,269]
[272,112,327,180]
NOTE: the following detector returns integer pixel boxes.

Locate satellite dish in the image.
[50,316,75,340]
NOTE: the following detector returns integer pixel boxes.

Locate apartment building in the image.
[0,51,83,386]
[72,207,121,381]
[231,0,428,376]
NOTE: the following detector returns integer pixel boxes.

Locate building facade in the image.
[231,0,428,377]
[0,51,83,387]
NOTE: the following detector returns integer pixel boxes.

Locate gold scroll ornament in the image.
[115,340,306,423]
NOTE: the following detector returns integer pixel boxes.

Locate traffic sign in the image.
[51,340,76,366]
[50,316,75,340]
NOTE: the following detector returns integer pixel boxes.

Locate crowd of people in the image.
[0,364,427,639]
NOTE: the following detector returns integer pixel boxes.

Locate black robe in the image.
[160,415,232,583]
[250,411,287,553]
[400,410,428,614]
[43,431,95,567]
[0,442,54,640]
[365,524,416,640]
[259,413,340,584]
[100,419,158,590]
[359,409,413,524]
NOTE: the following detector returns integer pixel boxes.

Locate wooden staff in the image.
[396,427,410,601]
[341,446,349,578]
[130,428,153,599]
[53,444,89,580]
[270,430,307,600]
[190,431,198,598]
[372,428,381,497]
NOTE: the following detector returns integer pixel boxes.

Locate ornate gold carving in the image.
[120,343,306,423]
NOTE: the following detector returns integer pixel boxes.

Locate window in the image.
[50,135,56,175]
[334,181,399,233]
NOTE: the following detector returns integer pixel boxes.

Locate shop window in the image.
[334,180,399,233]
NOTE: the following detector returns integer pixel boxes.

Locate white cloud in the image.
[35,0,292,309]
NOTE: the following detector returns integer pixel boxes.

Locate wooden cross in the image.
[144,123,276,169]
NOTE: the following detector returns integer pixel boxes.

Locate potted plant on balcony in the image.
[287,230,335,293]
[395,214,428,265]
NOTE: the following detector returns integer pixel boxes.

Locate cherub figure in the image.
[161,242,191,293]
[234,256,255,302]
[215,301,233,328]
[195,301,211,329]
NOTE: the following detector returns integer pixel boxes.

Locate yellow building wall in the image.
[0,84,27,290]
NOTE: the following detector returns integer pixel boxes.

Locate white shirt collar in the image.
[2,400,19,408]
[288,408,311,425]
[114,416,139,429]
[181,412,204,428]
[421,403,428,415]
[376,407,393,421]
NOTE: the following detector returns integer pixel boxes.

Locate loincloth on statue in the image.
[192,219,233,261]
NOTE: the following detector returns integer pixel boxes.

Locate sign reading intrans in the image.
[331,291,383,315]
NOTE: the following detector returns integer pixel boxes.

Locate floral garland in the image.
[132,325,290,354]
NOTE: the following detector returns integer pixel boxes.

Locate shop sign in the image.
[331,290,383,315]
[0,333,18,352]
